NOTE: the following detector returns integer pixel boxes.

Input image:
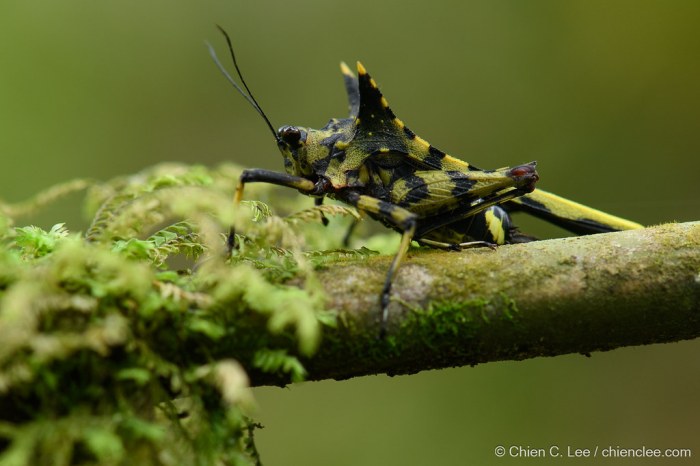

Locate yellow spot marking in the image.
[394,118,405,129]
[415,136,430,148]
[357,61,367,75]
[485,209,506,245]
[370,78,378,88]
[339,61,353,77]
[358,196,380,211]
[358,164,370,184]
[379,147,390,153]
[335,141,349,150]
[368,131,373,136]
[444,155,469,168]
[381,96,389,108]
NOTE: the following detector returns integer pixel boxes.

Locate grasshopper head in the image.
[277,125,309,176]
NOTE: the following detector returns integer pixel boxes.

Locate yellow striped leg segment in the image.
[343,192,417,336]
[416,187,528,239]
[229,169,317,251]
[512,189,643,234]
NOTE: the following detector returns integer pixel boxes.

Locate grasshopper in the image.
[209,27,643,335]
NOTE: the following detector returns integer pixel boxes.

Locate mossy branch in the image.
[302,221,700,382]
[0,163,697,465]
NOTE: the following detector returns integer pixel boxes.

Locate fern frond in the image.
[0,178,94,218]
[252,348,307,382]
[286,204,360,224]
[146,221,205,267]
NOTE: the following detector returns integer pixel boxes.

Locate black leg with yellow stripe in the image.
[341,191,417,336]
[228,169,318,250]
[415,187,530,240]
[509,189,643,234]
[416,205,511,249]
[313,197,330,226]
[233,169,318,204]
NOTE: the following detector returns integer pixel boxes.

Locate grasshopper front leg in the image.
[314,196,361,246]
[342,191,417,337]
[313,197,330,226]
[229,169,318,251]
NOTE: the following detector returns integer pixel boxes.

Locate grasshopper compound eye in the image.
[278,125,303,147]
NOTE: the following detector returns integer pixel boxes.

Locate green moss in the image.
[399,299,488,346]
[381,294,525,368]
[306,292,525,380]
[0,163,366,466]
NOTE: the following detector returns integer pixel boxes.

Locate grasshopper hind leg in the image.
[417,205,539,250]
[479,205,538,244]
[465,205,538,245]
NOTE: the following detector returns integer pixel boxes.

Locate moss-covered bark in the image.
[302,222,700,382]
[1,164,697,464]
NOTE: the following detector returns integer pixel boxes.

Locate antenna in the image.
[207,25,278,141]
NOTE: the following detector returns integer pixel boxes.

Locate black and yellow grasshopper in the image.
[209,28,643,335]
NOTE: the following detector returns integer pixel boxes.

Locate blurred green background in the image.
[2,1,699,464]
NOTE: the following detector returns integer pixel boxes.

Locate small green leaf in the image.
[187,317,226,340]
[116,368,152,385]
[122,417,165,442]
[83,427,125,461]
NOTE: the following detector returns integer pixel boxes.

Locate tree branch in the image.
[1,165,697,463]
[298,221,700,382]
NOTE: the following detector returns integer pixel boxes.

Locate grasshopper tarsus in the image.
[226,228,237,254]
[379,281,392,340]
[460,240,497,251]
